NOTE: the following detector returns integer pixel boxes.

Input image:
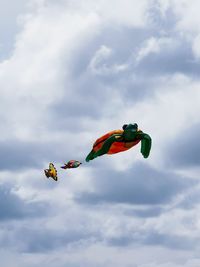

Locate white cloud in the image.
[156,0,171,18]
[139,259,200,267]
[170,0,200,34]
[0,0,151,142]
[157,0,200,60]
[0,0,28,58]
[192,35,200,60]
[89,45,128,75]
[136,37,176,63]
[66,0,150,28]
[97,0,150,27]
[0,3,100,141]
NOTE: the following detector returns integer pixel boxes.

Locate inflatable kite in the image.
[86,123,151,162]
[61,160,82,169]
[44,163,58,181]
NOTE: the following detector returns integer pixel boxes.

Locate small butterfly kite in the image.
[44,163,58,181]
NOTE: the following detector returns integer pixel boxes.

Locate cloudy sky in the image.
[1,0,200,266]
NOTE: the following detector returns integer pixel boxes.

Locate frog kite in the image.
[85,123,152,162]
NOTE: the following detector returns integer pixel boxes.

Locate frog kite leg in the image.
[85,123,152,162]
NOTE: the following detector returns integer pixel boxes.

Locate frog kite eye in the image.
[86,123,152,162]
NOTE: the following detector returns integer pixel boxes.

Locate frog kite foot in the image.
[86,150,96,162]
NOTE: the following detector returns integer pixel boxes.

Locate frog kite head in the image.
[122,123,138,141]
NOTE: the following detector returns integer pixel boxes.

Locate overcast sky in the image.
[1,0,200,266]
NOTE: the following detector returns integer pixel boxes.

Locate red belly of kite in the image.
[93,139,140,154]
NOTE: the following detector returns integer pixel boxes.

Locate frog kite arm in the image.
[140,133,152,158]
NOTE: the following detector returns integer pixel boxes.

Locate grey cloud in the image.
[0,139,77,171]
[50,77,108,121]
[0,140,43,171]
[133,7,200,77]
[144,231,198,250]
[1,218,101,253]
[106,228,198,250]
[75,163,194,206]
[51,22,200,127]
[136,39,200,77]
[107,235,134,247]
[70,27,152,78]
[124,205,163,218]
[0,184,48,220]
[16,227,93,253]
[0,0,28,61]
[177,189,200,210]
[50,27,159,124]
[166,123,200,168]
